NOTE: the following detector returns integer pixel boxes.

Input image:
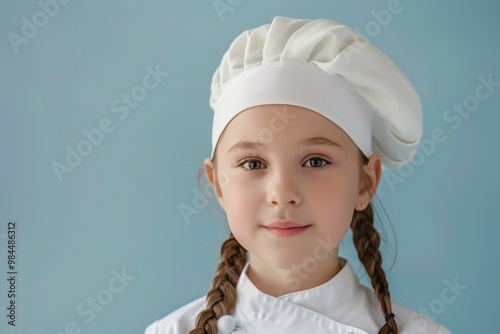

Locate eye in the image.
[238,158,265,172]
[303,157,330,169]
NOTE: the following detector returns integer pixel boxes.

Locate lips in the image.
[263,220,311,237]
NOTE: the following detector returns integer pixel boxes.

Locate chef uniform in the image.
[145,16,451,333]
[144,258,450,333]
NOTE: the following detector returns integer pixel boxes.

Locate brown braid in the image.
[350,151,398,333]
[189,233,247,334]
[351,203,398,334]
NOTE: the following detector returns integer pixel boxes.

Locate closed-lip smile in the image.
[263,220,311,237]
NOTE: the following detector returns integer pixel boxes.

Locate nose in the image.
[267,167,301,207]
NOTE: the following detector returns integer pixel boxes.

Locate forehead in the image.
[216,104,355,153]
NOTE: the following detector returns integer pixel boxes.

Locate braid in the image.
[189,233,247,334]
[351,204,398,334]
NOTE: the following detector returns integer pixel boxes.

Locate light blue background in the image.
[1,0,499,333]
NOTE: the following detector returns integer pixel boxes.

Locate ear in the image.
[355,153,382,211]
[203,158,225,211]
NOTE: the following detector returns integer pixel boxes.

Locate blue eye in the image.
[304,157,330,168]
[239,159,265,172]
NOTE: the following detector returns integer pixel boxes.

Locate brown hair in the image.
[189,234,247,333]
[351,153,398,333]
[189,150,398,334]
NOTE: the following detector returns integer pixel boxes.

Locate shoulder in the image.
[391,300,452,334]
[144,296,205,334]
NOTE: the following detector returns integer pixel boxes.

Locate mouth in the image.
[263,220,311,237]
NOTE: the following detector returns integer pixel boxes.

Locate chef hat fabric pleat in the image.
[209,16,422,170]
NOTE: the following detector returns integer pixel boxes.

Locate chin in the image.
[254,252,315,271]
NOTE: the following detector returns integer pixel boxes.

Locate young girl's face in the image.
[205,104,379,271]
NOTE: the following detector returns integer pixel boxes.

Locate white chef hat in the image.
[209,16,422,170]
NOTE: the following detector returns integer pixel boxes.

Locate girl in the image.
[145,16,451,334]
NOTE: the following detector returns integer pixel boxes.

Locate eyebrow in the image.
[227,136,343,154]
[301,136,344,149]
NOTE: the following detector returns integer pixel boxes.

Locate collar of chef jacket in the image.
[227,258,370,334]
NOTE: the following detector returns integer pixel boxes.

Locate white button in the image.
[217,315,236,333]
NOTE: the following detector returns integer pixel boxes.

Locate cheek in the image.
[307,178,358,239]
[221,181,262,251]
[309,178,358,212]
[219,176,262,225]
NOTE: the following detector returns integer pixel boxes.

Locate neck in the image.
[246,252,342,297]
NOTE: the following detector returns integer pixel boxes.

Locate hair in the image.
[352,154,398,334]
[189,148,398,334]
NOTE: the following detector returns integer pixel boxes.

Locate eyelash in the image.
[237,157,331,172]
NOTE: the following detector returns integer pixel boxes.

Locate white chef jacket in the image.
[145,259,451,334]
